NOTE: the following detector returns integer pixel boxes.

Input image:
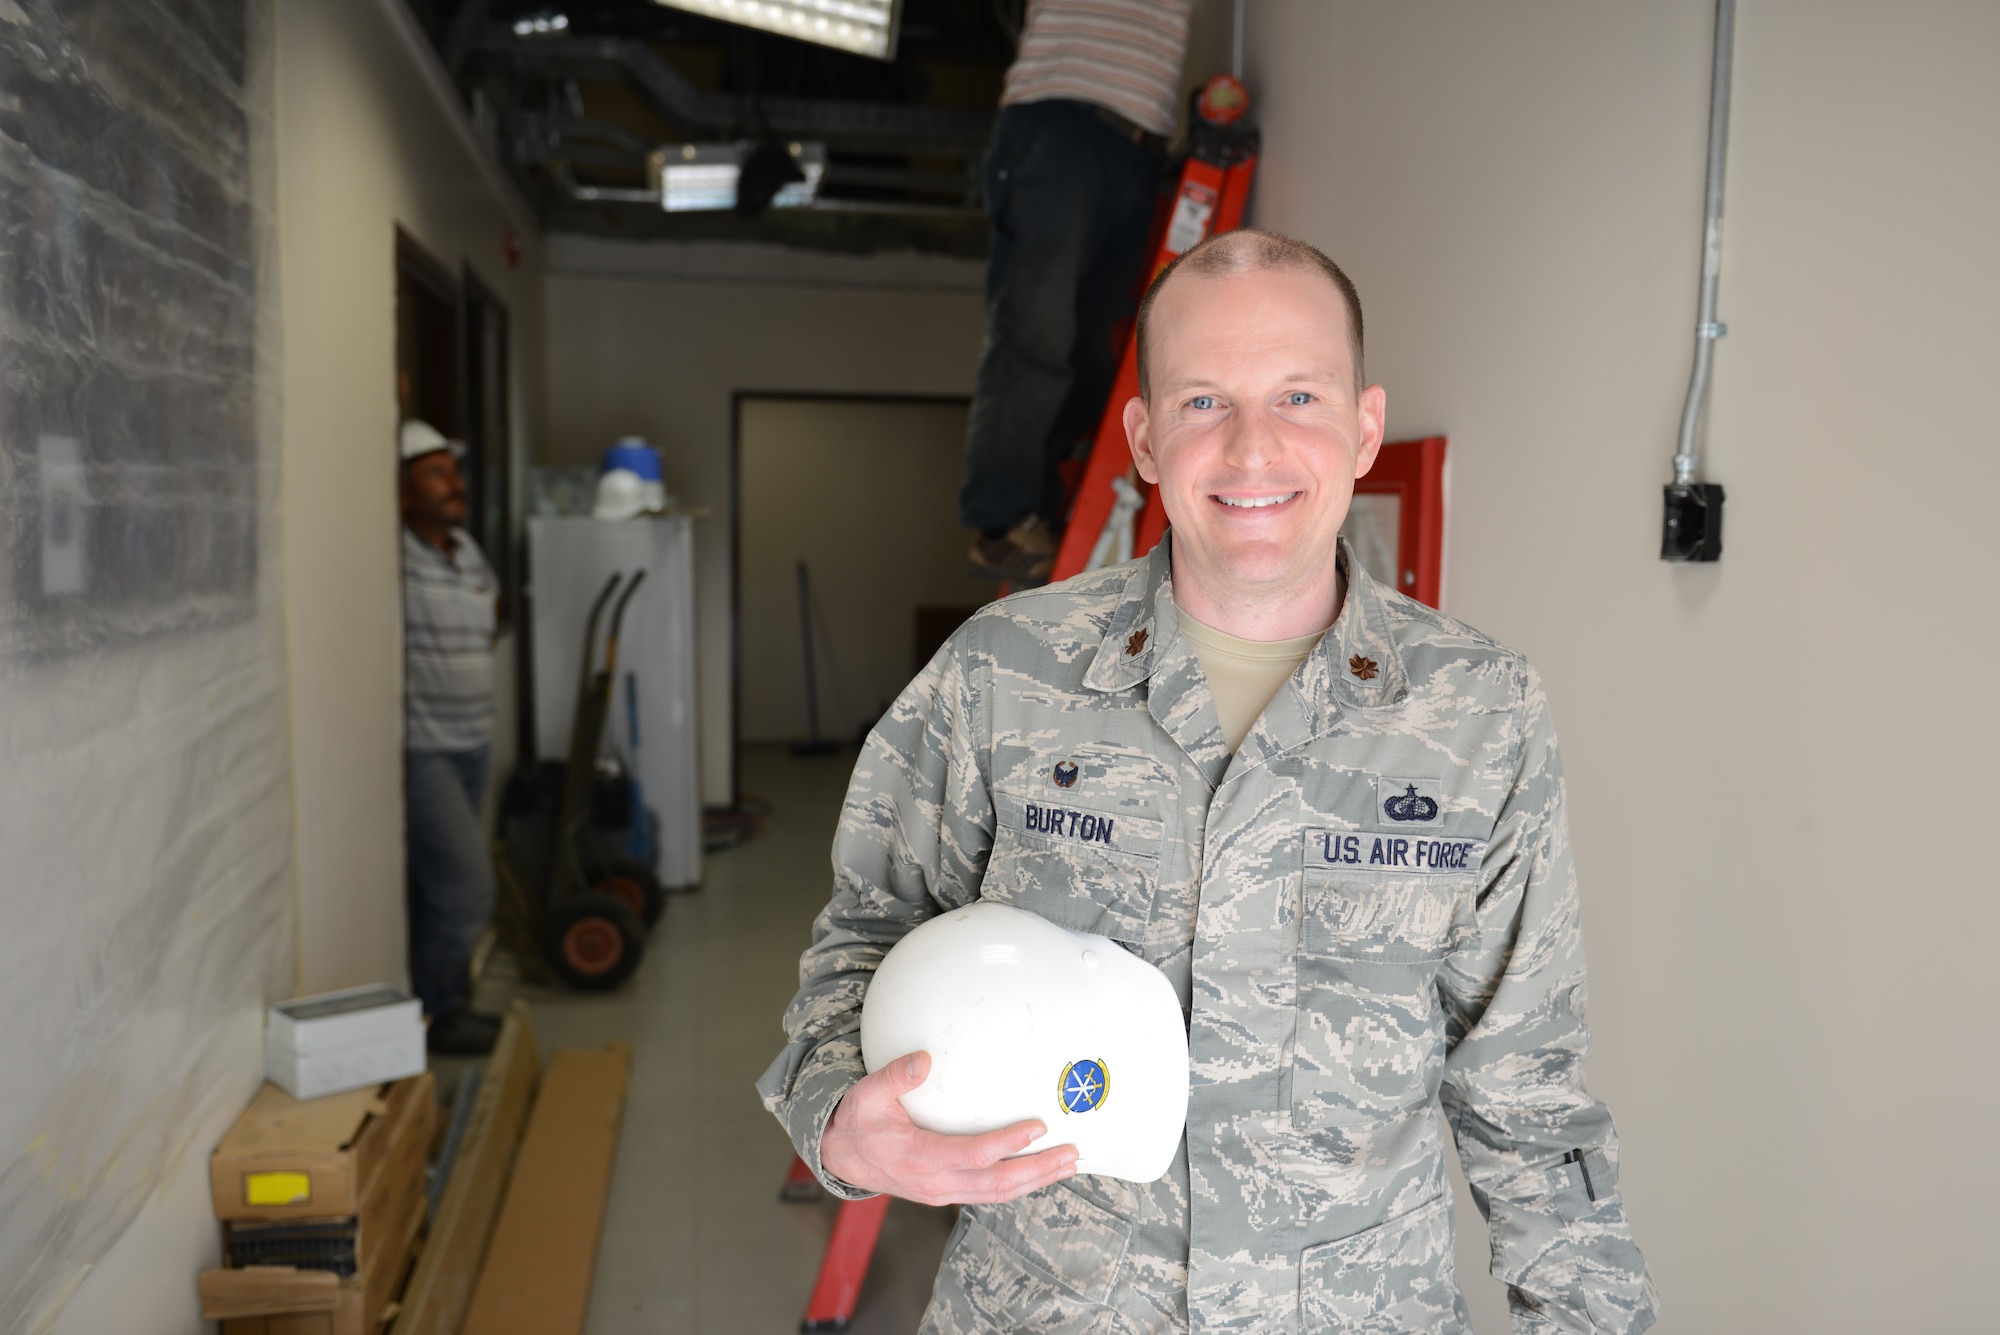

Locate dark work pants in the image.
[959,100,1161,533]
[406,745,494,1017]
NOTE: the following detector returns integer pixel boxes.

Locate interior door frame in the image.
[1354,435,1449,608]
[726,390,972,808]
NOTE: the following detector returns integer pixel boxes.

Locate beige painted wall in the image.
[738,397,991,743]
[541,239,986,803]
[276,0,543,996]
[1245,2,2000,1329]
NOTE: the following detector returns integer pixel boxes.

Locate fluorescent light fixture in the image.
[511,8,570,36]
[649,0,901,61]
[649,142,827,212]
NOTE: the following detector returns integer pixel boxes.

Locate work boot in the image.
[968,516,1058,586]
[426,1007,502,1056]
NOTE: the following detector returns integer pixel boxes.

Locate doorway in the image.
[733,394,992,759]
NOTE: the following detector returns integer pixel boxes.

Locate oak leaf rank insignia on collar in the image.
[1348,654,1379,681]
[1126,628,1149,656]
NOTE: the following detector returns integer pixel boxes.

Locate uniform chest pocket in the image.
[1290,868,1475,1130]
[979,791,1164,944]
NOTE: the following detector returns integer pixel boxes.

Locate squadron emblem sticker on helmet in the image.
[860,901,1189,1182]
[1059,1059,1109,1113]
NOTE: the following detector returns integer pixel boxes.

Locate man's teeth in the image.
[1216,493,1299,509]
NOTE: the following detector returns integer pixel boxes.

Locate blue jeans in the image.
[406,745,495,1017]
[960,100,1162,532]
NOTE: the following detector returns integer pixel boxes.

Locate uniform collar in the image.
[1314,538,1411,714]
[1084,535,1408,707]
[1083,541,1175,693]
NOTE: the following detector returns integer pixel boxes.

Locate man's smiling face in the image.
[1124,264,1385,617]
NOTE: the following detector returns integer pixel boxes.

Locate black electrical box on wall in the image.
[1661,483,1726,562]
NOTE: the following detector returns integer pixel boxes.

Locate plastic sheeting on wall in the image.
[0,0,292,1326]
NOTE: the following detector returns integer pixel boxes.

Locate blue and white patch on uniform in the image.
[1305,828,1488,874]
[1377,776,1444,827]
[1059,1058,1109,1113]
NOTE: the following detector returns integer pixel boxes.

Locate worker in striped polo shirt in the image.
[962,0,1195,585]
[399,419,504,1056]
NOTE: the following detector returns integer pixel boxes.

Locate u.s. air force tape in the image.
[1304,828,1488,874]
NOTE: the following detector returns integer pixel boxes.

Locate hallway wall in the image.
[541,239,986,804]
[737,396,989,745]
[275,0,545,1000]
[1244,2,2000,1329]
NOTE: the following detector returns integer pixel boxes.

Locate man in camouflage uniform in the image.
[760,229,1656,1333]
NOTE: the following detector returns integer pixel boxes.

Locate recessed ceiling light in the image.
[648,0,901,61]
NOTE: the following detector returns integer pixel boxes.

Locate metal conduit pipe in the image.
[1672,0,1735,487]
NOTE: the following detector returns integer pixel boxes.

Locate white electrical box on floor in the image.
[264,985,426,1099]
[528,514,702,890]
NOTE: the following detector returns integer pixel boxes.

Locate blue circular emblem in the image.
[1059,1059,1109,1114]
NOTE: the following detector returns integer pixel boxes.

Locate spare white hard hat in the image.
[399,419,465,462]
[860,901,1189,1183]
[592,468,647,520]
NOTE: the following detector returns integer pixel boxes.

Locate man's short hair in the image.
[1135,228,1365,402]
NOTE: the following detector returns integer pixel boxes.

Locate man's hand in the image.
[821,1051,1078,1206]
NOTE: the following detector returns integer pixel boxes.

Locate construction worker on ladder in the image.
[960,0,1197,586]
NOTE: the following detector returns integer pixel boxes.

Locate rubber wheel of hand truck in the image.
[543,893,646,991]
[594,857,667,929]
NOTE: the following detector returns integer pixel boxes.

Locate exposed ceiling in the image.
[408,0,1020,254]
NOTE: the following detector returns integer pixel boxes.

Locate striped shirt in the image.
[1000,0,1194,138]
[404,526,496,754]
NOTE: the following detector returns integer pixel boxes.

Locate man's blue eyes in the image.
[1184,392,1314,410]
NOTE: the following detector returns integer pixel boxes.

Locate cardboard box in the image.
[388,1003,541,1335]
[203,1071,435,1333]
[211,1073,435,1222]
[460,1042,632,1335]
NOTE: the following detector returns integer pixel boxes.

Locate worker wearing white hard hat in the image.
[399,419,503,1056]
[761,229,1654,1331]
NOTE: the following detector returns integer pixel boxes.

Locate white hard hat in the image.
[592,468,647,520]
[860,901,1189,1183]
[399,419,465,462]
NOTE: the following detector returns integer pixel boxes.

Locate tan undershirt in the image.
[1178,614,1327,754]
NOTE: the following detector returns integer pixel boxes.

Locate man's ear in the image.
[1123,396,1159,484]
[1352,383,1388,481]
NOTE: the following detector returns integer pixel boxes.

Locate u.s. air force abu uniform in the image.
[759,537,1657,1334]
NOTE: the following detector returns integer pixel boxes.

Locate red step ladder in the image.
[1051,77,1260,583]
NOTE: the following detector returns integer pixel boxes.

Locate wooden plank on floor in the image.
[460,1041,633,1335]
[387,1001,540,1335]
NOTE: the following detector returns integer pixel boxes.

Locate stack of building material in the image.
[460,1041,632,1335]
[200,1071,436,1335]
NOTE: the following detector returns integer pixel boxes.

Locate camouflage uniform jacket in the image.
[758,538,1657,1334]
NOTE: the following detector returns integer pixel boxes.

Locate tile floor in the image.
[454,744,952,1334]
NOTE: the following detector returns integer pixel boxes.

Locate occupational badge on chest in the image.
[1052,760,1079,789]
[1376,775,1445,827]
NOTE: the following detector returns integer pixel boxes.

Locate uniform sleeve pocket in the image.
[1299,1193,1461,1333]
[979,792,1163,943]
